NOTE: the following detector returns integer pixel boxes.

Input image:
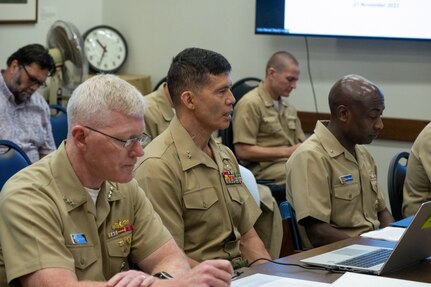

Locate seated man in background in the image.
[286,74,394,248]
[403,122,431,217]
[142,77,282,259]
[0,74,233,287]
[0,44,56,162]
[143,81,175,139]
[135,47,271,269]
[232,51,305,204]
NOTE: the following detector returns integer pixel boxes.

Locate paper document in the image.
[331,272,431,287]
[231,273,330,287]
[360,226,405,242]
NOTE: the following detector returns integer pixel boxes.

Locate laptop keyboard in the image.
[336,248,392,268]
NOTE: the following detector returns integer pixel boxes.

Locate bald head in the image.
[265,51,298,76]
[328,74,383,117]
[326,74,385,149]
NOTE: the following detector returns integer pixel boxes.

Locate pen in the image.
[231,271,243,281]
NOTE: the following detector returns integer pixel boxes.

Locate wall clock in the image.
[83,25,128,73]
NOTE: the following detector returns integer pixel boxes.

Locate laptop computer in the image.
[301,201,431,275]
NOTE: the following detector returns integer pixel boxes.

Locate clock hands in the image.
[96,39,107,67]
[96,39,107,52]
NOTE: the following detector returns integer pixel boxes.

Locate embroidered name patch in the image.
[70,233,88,245]
[339,174,353,184]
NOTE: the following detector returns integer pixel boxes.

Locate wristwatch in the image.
[153,271,173,279]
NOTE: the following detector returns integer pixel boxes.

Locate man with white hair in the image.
[0,74,232,287]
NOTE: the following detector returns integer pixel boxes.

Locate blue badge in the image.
[339,174,353,184]
[71,233,87,245]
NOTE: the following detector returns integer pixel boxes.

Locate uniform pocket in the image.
[261,121,282,134]
[226,184,246,204]
[333,183,360,201]
[183,187,218,210]
[331,183,361,226]
[106,234,132,258]
[67,244,98,270]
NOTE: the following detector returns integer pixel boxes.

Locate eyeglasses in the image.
[84,126,152,149]
[21,65,47,88]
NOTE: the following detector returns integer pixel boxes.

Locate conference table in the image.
[243,236,431,284]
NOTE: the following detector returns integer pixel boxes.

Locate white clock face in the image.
[84,26,127,73]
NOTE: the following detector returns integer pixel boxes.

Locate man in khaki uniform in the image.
[141,81,282,259]
[286,74,394,248]
[143,82,174,139]
[0,74,233,287]
[135,48,271,269]
[232,51,305,203]
[403,122,431,217]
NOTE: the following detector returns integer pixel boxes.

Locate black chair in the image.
[279,201,302,257]
[230,77,261,103]
[0,140,32,190]
[387,151,409,221]
[219,77,261,152]
[153,76,167,92]
[49,104,68,148]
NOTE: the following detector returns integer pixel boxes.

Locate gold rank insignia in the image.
[111,219,129,230]
[117,235,132,247]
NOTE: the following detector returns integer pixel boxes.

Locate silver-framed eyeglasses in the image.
[21,65,47,88]
[84,126,152,149]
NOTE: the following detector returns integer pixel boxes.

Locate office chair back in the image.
[279,200,302,257]
[219,77,261,152]
[231,77,261,103]
[387,151,409,221]
[153,76,167,92]
[50,104,68,148]
[0,140,32,190]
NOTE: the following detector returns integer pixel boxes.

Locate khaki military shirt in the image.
[134,117,261,262]
[403,122,431,217]
[232,83,305,182]
[143,83,174,139]
[286,121,387,246]
[0,144,172,286]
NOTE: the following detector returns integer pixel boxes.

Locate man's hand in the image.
[107,270,155,287]
[174,259,233,287]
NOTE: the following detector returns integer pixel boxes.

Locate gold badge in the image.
[112,219,129,230]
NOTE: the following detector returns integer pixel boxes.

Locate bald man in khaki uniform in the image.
[233,51,305,203]
[286,74,394,248]
[135,48,271,269]
[143,82,174,139]
[403,122,431,217]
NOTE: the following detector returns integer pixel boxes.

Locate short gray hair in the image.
[67,74,145,129]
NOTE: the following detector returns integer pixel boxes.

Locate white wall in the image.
[0,0,428,207]
[0,0,103,62]
[103,0,431,121]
